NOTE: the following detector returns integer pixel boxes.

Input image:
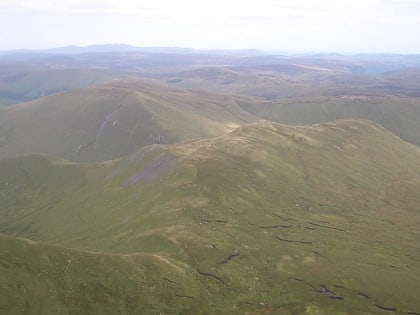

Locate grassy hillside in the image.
[158,63,420,100]
[1,120,419,314]
[240,95,420,146]
[158,66,334,100]
[2,60,419,149]
[158,66,420,146]
[0,68,118,105]
[0,233,212,314]
[0,80,255,162]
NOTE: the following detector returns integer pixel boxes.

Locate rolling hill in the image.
[0,79,255,162]
[2,50,419,149]
[0,48,419,314]
[1,119,419,314]
[0,68,118,105]
[240,95,420,146]
[156,66,420,147]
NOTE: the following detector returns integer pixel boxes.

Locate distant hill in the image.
[0,80,255,162]
[157,66,327,99]
[239,95,420,146]
[0,68,117,105]
[157,67,420,146]
[2,45,419,74]
[44,44,148,54]
[1,120,419,314]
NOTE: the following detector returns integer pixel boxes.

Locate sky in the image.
[0,0,419,53]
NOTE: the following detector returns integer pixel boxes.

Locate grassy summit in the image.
[0,120,419,314]
[0,79,254,162]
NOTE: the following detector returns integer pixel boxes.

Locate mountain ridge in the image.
[0,79,256,162]
[1,119,419,314]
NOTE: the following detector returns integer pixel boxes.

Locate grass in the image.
[0,69,116,103]
[240,95,420,146]
[160,65,420,147]
[0,80,255,162]
[0,233,211,315]
[0,119,419,314]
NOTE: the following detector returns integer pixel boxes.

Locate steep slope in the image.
[0,79,255,162]
[1,120,419,314]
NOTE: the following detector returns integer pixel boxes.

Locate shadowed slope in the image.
[0,68,117,105]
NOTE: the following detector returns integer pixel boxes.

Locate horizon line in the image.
[1,44,420,56]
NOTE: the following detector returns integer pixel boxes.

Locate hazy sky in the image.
[1,0,419,53]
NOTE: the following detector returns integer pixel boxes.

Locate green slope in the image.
[160,66,420,147]
[1,120,420,314]
[0,68,117,104]
[0,80,255,162]
[160,66,330,100]
[240,95,420,147]
[0,233,213,315]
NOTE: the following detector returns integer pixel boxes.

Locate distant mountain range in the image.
[0,44,268,57]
